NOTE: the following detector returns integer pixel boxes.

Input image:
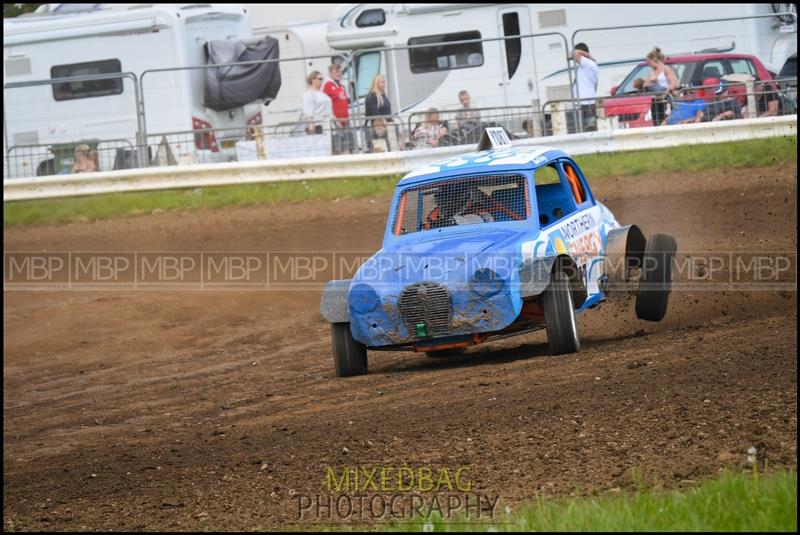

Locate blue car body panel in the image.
[321,145,623,348]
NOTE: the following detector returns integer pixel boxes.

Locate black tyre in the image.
[543,269,580,355]
[635,233,677,322]
[331,323,368,377]
[425,347,466,358]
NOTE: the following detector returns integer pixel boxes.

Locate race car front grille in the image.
[398,282,451,337]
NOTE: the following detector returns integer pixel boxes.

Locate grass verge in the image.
[371,470,797,532]
[4,135,796,227]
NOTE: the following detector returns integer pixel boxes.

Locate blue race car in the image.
[320,129,677,377]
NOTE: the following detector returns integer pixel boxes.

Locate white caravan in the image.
[256,20,343,126]
[3,4,259,176]
[325,3,798,114]
[8,4,344,137]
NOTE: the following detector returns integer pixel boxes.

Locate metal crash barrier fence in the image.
[3,12,796,179]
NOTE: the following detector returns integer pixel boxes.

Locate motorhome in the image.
[325,3,797,115]
[45,3,345,130]
[3,3,261,176]
[256,20,343,125]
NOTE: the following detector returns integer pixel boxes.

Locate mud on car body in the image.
[321,129,677,376]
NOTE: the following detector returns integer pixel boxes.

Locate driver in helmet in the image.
[424,182,494,229]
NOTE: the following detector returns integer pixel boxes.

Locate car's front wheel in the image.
[543,269,581,355]
[331,322,368,377]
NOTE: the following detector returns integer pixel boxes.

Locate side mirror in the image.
[610,85,619,96]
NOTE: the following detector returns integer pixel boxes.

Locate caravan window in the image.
[408,31,483,74]
[51,59,123,101]
[355,52,381,98]
[356,9,385,28]
[501,12,521,80]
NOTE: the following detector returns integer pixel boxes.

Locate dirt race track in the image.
[3,163,798,530]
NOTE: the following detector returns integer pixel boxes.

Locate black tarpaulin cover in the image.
[204,36,282,111]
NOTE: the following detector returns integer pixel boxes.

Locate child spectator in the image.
[368,118,391,153]
[412,108,448,148]
[454,90,481,129]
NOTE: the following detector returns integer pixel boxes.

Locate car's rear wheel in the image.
[635,233,677,322]
[331,323,368,377]
[543,269,581,355]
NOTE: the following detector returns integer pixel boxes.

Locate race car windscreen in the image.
[393,174,529,235]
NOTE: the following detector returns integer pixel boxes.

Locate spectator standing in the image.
[365,74,392,124]
[322,63,354,154]
[454,90,481,129]
[572,42,599,131]
[71,144,97,173]
[643,47,679,92]
[521,119,534,138]
[643,47,680,125]
[302,70,332,134]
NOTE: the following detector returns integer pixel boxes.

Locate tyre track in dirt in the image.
[3,163,797,530]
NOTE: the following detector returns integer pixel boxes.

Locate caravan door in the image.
[496,6,535,108]
[353,50,383,106]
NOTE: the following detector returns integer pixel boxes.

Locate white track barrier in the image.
[4,115,796,202]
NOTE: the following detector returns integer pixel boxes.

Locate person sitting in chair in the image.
[71,144,97,173]
[412,108,448,149]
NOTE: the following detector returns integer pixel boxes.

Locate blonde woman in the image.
[365,74,392,124]
[71,144,97,173]
[302,70,332,134]
[643,47,680,125]
[643,47,679,93]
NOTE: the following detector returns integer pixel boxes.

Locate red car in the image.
[603,53,776,128]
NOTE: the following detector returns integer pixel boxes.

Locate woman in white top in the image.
[643,47,680,125]
[643,47,680,93]
[302,70,332,134]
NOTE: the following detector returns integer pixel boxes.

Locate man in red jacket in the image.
[322,63,354,154]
